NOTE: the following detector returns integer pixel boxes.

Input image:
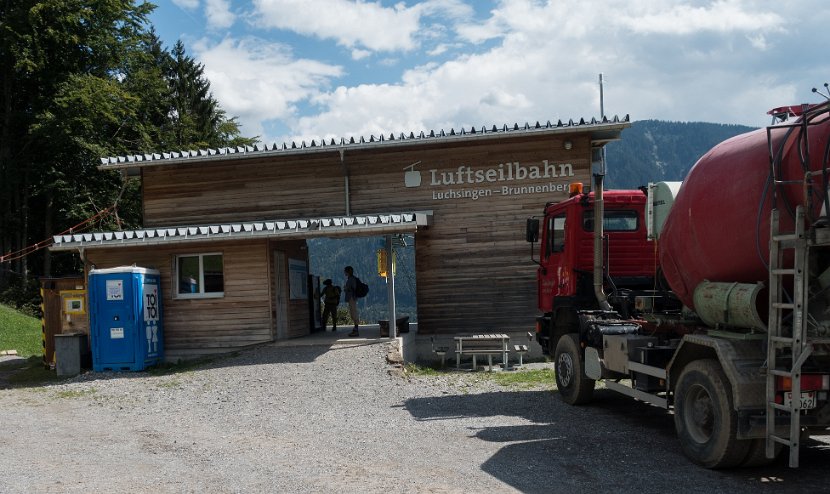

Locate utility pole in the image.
[599,73,607,176]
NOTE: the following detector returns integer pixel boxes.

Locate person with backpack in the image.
[319,279,341,332]
[343,265,367,337]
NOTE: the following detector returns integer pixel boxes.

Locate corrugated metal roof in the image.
[50,212,432,251]
[98,115,630,171]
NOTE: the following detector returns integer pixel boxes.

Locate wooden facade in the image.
[139,133,591,337]
[56,119,627,358]
[84,239,308,359]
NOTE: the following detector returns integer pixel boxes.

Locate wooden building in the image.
[51,116,629,360]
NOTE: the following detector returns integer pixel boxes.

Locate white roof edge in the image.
[49,211,433,252]
[89,266,161,275]
[97,119,631,172]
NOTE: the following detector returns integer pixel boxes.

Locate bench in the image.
[513,345,529,367]
[430,336,450,368]
[512,332,535,368]
[454,334,510,371]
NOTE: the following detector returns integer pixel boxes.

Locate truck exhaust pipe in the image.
[594,173,612,311]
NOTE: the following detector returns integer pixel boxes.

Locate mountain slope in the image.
[606,120,756,188]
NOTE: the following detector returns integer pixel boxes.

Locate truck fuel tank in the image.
[603,334,658,374]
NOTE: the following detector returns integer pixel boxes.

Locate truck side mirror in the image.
[526,218,539,243]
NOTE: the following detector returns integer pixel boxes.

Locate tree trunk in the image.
[43,192,53,277]
[20,169,30,279]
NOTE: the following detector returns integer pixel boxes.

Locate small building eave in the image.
[50,211,433,252]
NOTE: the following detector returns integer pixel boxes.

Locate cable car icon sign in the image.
[404,161,422,188]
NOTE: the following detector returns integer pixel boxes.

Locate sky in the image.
[150,0,830,146]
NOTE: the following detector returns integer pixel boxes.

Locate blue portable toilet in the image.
[88,266,163,371]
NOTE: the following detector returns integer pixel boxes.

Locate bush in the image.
[0,277,42,318]
[336,307,353,325]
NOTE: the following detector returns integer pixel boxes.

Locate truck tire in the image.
[674,359,749,468]
[554,334,595,405]
[741,439,781,467]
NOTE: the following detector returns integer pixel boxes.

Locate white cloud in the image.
[351,48,371,61]
[746,34,768,50]
[205,0,235,29]
[192,37,343,141]
[172,0,199,10]
[251,0,474,53]
[615,1,784,35]
[283,0,823,143]
[178,0,828,145]
[252,0,423,52]
[427,44,450,56]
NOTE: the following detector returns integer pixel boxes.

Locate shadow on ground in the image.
[405,388,830,493]
[0,337,391,390]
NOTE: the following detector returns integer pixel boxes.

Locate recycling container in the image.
[54,333,83,376]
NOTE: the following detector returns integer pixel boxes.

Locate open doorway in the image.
[307,234,417,331]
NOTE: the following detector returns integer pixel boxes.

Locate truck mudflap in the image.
[666,334,765,411]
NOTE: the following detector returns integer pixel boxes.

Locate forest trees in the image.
[0,0,255,309]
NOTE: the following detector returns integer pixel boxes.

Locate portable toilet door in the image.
[89,267,163,371]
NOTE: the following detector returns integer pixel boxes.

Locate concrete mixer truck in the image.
[526,101,830,469]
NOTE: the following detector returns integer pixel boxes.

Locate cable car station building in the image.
[51,116,629,361]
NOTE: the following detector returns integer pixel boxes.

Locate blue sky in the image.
[150,0,830,145]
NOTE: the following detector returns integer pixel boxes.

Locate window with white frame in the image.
[175,253,224,298]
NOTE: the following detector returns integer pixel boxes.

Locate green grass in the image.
[491,369,555,389]
[404,362,556,390]
[0,304,43,357]
[56,387,97,399]
[156,379,182,388]
[5,356,63,386]
[404,362,442,376]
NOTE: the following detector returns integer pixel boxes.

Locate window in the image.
[175,253,224,298]
[546,214,566,256]
[582,210,638,232]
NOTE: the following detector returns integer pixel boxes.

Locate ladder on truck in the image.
[766,206,809,467]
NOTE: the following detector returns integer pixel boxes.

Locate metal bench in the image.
[513,344,529,366]
[512,332,534,368]
[430,336,450,368]
[454,334,509,371]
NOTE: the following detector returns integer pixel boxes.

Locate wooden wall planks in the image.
[85,239,311,359]
[130,131,596,342]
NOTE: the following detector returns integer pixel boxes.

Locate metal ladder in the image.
[765,206,810,467]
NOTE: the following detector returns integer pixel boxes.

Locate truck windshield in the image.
[582,210,638,232]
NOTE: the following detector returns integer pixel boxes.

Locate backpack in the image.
[354,277,369,298]
[323,285,341,305]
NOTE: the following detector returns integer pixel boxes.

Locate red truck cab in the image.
[533,188,659,351]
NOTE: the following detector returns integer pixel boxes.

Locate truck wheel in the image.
[674,359,749,468]
[554,334,595,405]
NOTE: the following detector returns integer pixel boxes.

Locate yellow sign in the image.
[376,249,396,278]
[61,289,87,314]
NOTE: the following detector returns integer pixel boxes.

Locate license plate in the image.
[784,391,816,409]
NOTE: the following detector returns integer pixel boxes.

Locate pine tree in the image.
[0,1,255,308]
[167,40,255,149]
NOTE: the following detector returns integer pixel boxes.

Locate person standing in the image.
[344,266,360,337]
[320,279,341,332]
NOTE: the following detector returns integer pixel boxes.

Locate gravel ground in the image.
[2,339,830,494]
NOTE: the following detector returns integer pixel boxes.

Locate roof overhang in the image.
[98,116,631,174]
[50,211,432,252]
